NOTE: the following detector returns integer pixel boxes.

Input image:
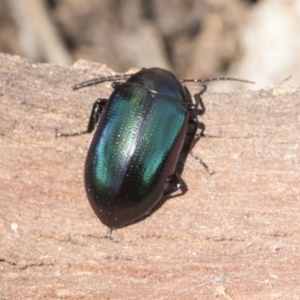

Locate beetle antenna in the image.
[73,74,132,90]
[189,151,215,175]
[180,77,255,84]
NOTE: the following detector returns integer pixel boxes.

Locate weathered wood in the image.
[0,53,299,299]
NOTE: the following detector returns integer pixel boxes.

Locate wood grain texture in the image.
[0,53,299,299]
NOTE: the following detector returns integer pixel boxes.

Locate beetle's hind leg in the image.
[163,174,188,197]
[56,98,107,137]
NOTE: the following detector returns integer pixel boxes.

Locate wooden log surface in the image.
[0,53,299,299]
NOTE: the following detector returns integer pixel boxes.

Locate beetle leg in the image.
[187,119,213,175]
[189,151,214,175]
[186,116,200,145]
[186,93,213,175]
[85,98,107,133]
[105,227,113,238]
[194,85,207,116]
[186,85,206,119]
[56,98,107,137]
[185,85,206,135]
[163,174,187,196]
[188,119,205,148]
[188,87,207,142]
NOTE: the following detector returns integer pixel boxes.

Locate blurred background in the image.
[1,0,300,90]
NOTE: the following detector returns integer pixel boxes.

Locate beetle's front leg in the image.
[188,86,207,143]
[194,85,207,115]
[56,98,107,137]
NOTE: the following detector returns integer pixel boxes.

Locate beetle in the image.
[57,67,253,236]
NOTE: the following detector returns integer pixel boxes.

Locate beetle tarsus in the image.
[105,228,113,238]
[56,130,89,137]
[189,151,214,175]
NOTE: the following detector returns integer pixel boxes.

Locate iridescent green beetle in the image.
[57,67,253,236]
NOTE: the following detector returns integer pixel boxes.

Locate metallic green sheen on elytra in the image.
[85,74,188,229]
